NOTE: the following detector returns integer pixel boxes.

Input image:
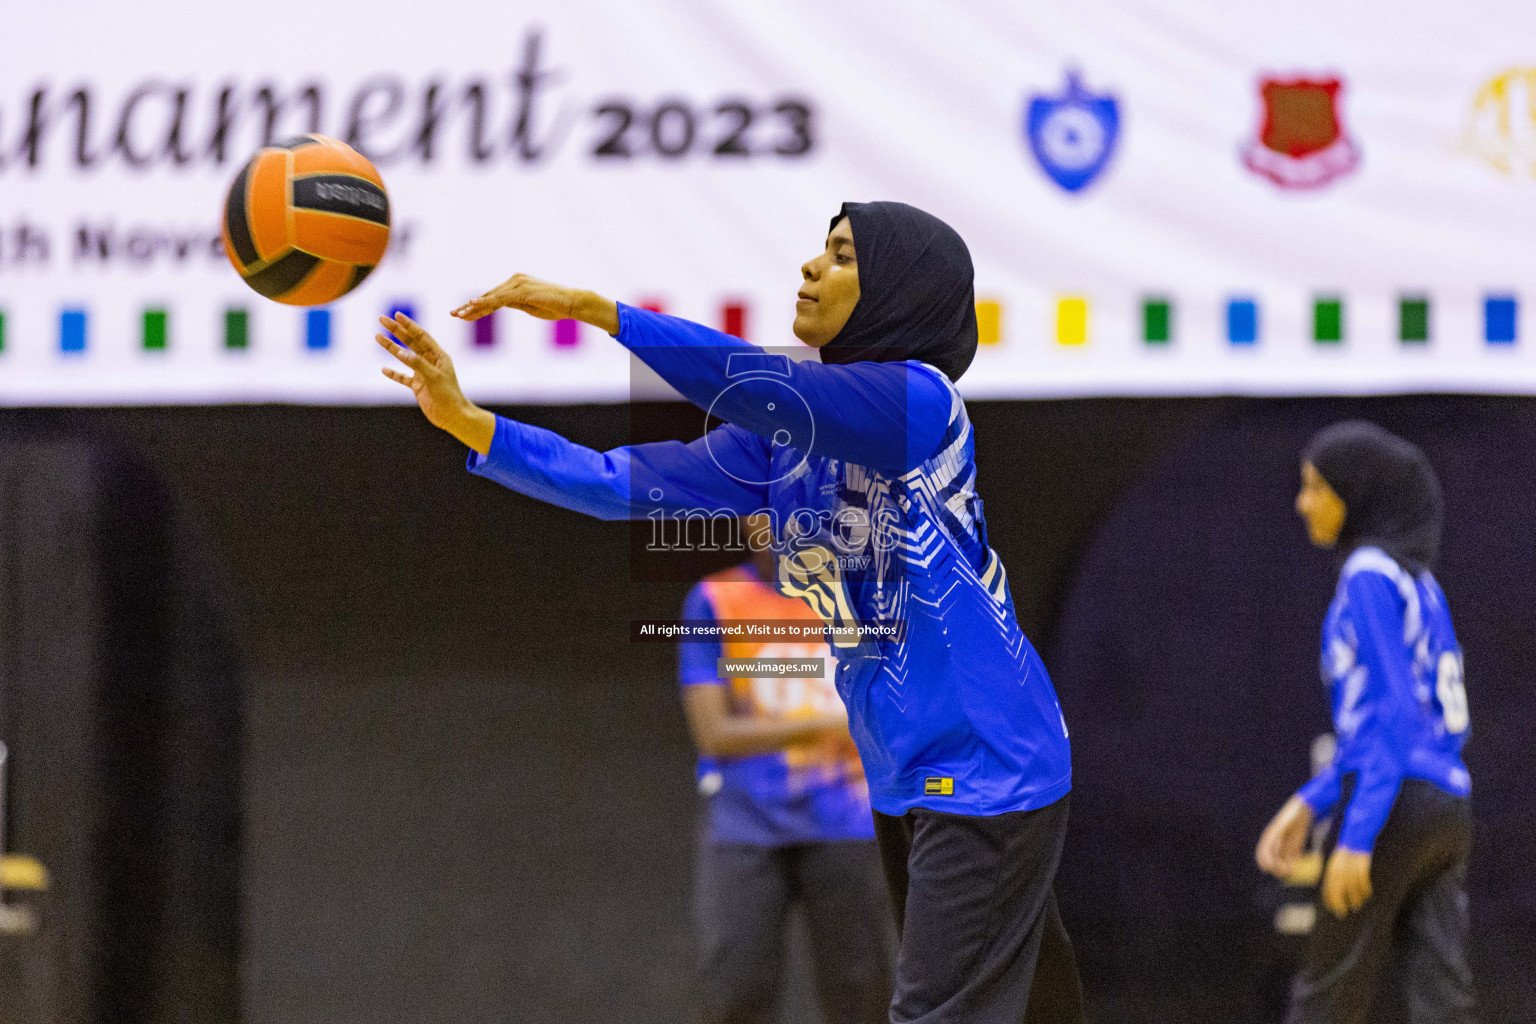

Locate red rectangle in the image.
[722,302,747,339]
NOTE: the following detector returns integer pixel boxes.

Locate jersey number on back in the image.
[1435,651,1470,735]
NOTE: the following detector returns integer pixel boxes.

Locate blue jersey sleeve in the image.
[1334,570,1419,853]
[615,303,953,473]
[1296,761,1343,818]
[679,584,725,687]
[468,414,769,520]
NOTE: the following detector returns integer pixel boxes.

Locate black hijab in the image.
[1303,420,1444,573]
[818,201,978,382]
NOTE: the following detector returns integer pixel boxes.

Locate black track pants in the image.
[1287,778,1477,1024]
[874,796,1086,1024]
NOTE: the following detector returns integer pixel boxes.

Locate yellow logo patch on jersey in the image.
[924,777,954,796]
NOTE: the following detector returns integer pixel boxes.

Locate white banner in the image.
[2,0,1535,404]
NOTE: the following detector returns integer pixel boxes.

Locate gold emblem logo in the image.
[1464,68,1536,177]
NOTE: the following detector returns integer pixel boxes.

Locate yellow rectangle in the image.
[924,777,954,796]
[975,300,1002,345]
[1056,296,1088,346]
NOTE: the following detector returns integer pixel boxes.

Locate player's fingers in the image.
[380,366,414,387]
[450,300,488,321]
[1255,834,1277,873]
[396,313,448,358]
[378,313,414,339]
[1322,874,1345,917]
[1268,848,1293,877]
[1351,871,1371,911]
[375,333,424,370]
[379,313,426,352]
[384,313,432,351]
[1344,879,1361,914]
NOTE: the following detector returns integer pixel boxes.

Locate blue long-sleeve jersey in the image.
[468,304,1072,817]
[1296,546,1472,853]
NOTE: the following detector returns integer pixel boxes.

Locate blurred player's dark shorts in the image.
[695,837,893,1024]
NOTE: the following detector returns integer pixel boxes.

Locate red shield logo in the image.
[1242,76,1360,189]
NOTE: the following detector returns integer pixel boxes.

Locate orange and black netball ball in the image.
[222,133,390,306]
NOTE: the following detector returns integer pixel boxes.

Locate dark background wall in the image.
[1,396,1528,1022]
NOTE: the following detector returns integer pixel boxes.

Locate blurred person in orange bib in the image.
[678,517,893,1024]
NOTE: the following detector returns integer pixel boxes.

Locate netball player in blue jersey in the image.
[1256,421,1476,1024]
[376,203,1085,1023]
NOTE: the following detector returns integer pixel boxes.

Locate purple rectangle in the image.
[553,319,579,347]
[473,313,497,348]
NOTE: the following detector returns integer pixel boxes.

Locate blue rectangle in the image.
[1485,295,1517,345]
[305,308,331,350]
[60,308,87,352]
[1226,299,1258,345]
[386,301,415,322]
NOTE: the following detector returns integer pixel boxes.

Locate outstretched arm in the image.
[376,313,768,519]
[452,277,954,473]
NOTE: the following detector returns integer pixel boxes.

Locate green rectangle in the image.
[225,308,249,349]
[1399,297,1430,344]
[1313,298,1343,344]
[1142,299,1171,344]
[0,309,6,353]
[143,309,168,350]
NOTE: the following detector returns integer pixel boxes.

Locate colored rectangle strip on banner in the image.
[1143,298,1172,345]
[1399,297,1430,344]
[1485,296,1517,345]
[638,299,666,314]
[306,309,331,350]
[225,308,249,349]
[722,302,747,339]
[60,308,87,352]
[143,308,168,350]
[386,301,415,322]
[472,312,497,348]
[1314,297,1343,344]
[553,319,579,347]
[0,309,6,353]
[976,300,1002,345]
[1056,297,1088,346]
[1227,299,1258,345]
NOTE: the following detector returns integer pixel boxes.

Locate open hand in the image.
[1321,848,1373,917]
[1255,796,1313,879]
[451,274,620,334]
[376,313,495,453]
[451,273,580,322]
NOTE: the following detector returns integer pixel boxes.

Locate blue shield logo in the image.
[1026,72,1120,193]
